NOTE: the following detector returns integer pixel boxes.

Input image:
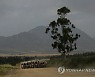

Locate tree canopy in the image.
[46,6,80,54]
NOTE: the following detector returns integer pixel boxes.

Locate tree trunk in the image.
[61,53,66,61]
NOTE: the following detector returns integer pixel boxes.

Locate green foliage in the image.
[46,6,80,54]
[0,64,17,76]
[0,56,35,66]
[47,52,95,68]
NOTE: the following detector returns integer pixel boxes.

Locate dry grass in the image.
[4,68,95,77]
[0,64,17,77]
[0,53,60,57]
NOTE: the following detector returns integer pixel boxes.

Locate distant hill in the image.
[0,26,95,54]
[73,28,95,51]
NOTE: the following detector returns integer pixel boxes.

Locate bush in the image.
[0,64,17,76]
[47,52,95,68]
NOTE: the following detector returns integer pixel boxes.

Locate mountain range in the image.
[0,26,95,54]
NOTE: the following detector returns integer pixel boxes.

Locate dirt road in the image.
[5,68,95,77]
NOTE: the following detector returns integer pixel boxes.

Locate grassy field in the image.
[0,52,95,77]
[0,64,18,77]
[0,53,60,57]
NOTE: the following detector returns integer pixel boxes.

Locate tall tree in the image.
[45,7,80,57]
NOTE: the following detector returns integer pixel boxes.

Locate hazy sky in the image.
[0,0,95,38]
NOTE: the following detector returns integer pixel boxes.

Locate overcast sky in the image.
[0,0,95,38]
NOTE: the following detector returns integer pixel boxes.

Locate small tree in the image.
[45,7,80,58]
